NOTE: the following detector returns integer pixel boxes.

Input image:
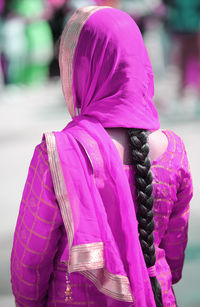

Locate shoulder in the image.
[161,129,187,154]
[159,129,190,173]
[148,129,187,163]
[162,129,184,144]
[33,139,48,162]
[35,139,48,154]
[29,139,49,177]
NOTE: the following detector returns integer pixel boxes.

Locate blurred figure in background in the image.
[46,0,70,78]
[0,0,27,85]
[120,0,170,114]
[0,0,4,15]
[121,0,165,34]
[1,0,53,85]
[163,0,200,112]
[0,0,5,87]
[94,0,120,7]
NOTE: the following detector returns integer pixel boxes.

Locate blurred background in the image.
[0,0,200,306]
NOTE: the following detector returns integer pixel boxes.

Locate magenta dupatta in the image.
[45,6,160,306]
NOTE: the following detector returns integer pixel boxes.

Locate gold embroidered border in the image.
[69,242,104,272]
[81,268,133,302]
[45,132,74,249]
[59,5,110,117]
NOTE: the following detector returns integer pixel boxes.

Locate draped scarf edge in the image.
[44,131,133,303]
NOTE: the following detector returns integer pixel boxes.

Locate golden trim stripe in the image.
[45,132,74,250]
[81,268,133,302]
[69,242,104,272]
[59,6,110,117]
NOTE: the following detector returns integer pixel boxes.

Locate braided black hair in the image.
[128,128,164,307]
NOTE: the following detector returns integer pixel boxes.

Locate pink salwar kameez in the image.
[11,130,192,306]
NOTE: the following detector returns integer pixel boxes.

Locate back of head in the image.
[59,6,159,130]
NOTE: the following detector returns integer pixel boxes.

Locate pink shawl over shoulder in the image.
[45,6,160,306]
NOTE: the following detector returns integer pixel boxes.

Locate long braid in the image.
[128,128,164,307]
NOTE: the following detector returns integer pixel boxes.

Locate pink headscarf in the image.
[46,6,159,306]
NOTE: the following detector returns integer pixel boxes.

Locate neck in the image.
[105,128,132,165]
